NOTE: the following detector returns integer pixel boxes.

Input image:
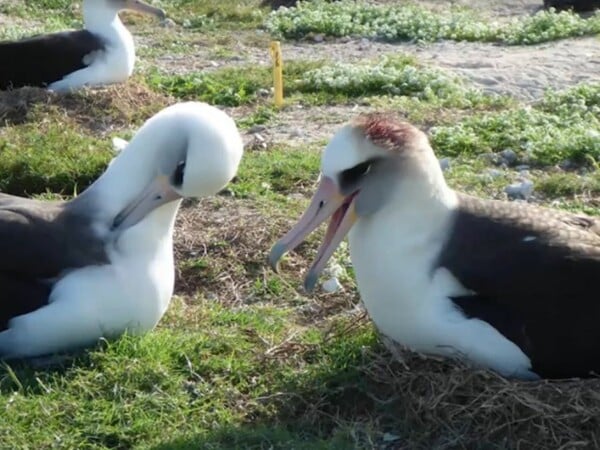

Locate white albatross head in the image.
[269,114,448,291]
[79,102,243,233]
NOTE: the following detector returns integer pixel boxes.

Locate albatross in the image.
[269,114,600,380]
[0,0,165,92]
[0,102,243,359]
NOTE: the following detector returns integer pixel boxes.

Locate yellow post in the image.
[269,41,284,108]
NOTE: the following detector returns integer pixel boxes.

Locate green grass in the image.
[0,299,378,449]
[0,122,113,196]
[431,83,600,166]
[147,56,512,109]
[231,145,321,199]
[266,0,600,44]
[146,61,324,106]
[0,300,376,449]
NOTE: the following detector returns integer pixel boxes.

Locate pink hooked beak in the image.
[269,176,358,292]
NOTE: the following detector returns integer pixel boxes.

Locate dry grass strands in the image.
[354,342,600,449]
[0,82,171,131]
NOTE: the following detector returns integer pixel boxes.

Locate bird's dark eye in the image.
[172,160,186,186]
[339,160,372,191]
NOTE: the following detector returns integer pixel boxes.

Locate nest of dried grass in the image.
[0,81,171,131]
[358,342,600,449]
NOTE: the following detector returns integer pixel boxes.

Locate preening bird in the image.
[0,102,243,359]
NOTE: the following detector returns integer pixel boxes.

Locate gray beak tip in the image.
[303,272,318,293]
[268,242,286,273]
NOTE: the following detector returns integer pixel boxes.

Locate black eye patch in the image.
[172,160,186,186]
[339,159,375,192]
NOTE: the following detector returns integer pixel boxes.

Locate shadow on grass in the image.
[150,425,357,450]
[149,340,600,450]
[0,349,98,395]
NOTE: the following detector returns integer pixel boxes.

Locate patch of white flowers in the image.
[266,0,600,45]
[294,57,464,100]
[430,83,600,166]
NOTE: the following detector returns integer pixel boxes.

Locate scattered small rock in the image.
[111,137,128,153]
[479,153,502,165]
[544,0,600,13]
[312,33,325,43]
[248,125,267,134]
[257,88,271,97]
[500,148,517,166]
[515,164,530,171]
[161,18,176,28]
[289,127,304,138]
[439,157,451,171]
[587,129,600,138]
[484,168,503,179]
[322,277,342,293]
[559,159,576,171]
[383,433,401,443]
[505,180,534,200]
[218,188,235,197]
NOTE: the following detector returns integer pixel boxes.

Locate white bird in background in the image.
[0,0,166,91]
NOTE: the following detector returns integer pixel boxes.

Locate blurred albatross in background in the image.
[0,0,165,91]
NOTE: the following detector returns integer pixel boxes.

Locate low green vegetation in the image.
[0,122,113,196]
[431,83,600,166]
[266,0,600,44]
[146,61,323,106]
[148,56,511,109]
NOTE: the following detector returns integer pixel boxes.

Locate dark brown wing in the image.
[0,193,108,276]
[0,30,105,89]
[0,193,108,330]
[438,194,600,378]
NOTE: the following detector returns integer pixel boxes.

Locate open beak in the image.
[112,175,182,231]
[269,176,358,292]
[123,0,166,19]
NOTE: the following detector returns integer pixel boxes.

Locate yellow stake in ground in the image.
[270,41,284,107]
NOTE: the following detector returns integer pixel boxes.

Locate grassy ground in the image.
[1,1,600,449]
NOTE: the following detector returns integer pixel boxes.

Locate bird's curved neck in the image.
[83,3,125,36]
[352,159,457,244]
[75,119,187,227]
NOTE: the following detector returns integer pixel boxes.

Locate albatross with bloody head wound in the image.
[269,113,600,380]
[0,102,243,359]
[0,0,166,92]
